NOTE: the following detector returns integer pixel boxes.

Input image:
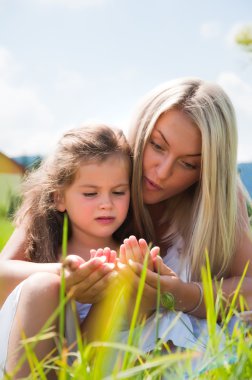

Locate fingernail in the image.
[117,262,126,269]
[105,263,115,270]
[96,256,106,263]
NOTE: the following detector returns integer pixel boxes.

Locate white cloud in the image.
[0,47,55,156]
[217,72,252,162]
[0,47,20,82]
[200,22,221,39]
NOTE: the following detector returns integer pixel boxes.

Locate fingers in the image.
[120,236,150,265]
[90,248,117,263]
[150,246,160,260]
[153,255,177,276]
[119,244,127,264]
[62,254,85,272]
[139,239,153,270]
[119,236,159,271]
[65,256,108,288]
[70,270,118,303]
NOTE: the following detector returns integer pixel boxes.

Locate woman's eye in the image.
[83,193,97,197]
[181,161,197,170]
[150,140,163,151]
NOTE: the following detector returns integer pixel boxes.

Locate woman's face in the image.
[142,108,202,204]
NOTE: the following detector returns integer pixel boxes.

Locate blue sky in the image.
[0,0,251,162]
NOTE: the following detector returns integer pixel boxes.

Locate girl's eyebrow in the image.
[157,129,201,157]
[78,183,129,188]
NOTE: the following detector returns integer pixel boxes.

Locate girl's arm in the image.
[0,226,62,306]
[0,260,61,307]
[0,225,28,260]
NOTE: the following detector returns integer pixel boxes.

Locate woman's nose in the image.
[156,157,174,180]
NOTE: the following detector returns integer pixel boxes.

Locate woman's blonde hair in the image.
[129,77,242,280]
[16,124,132,263]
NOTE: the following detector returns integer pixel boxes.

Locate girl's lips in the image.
[95,217,115,225]
[144,176,162,191]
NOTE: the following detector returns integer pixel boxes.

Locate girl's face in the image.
[142,109,202,204]
[57,155,130,245]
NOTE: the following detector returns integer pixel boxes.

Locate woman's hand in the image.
[118,254,182,315]
[119,235,159,271]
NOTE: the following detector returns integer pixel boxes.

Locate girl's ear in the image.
[54,191,66,212]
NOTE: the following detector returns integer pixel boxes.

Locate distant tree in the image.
[235,25,252,52]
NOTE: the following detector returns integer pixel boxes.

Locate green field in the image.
[0,217,14,251]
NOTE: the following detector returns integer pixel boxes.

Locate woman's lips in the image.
[144,176,162,191]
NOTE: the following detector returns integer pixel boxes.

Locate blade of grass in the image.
[59,213,68,355]
[121,250,150,370]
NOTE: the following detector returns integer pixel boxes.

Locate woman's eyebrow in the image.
[157,129,201,157]
[157,129,169,146]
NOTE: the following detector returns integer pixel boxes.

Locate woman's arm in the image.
[125,222,252,319]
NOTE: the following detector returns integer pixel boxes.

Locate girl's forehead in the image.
[76,154,131,175]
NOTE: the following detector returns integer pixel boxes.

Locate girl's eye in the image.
[113,191,125,196]
[181,161,197,170]
[83,193,97,197]
[150,140,163,152]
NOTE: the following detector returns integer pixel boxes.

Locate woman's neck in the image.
[147,202,166,224]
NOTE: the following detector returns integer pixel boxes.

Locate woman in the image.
[81,78,252,352]
[124,77,252,320]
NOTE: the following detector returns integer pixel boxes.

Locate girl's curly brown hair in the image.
[15,124,132,263]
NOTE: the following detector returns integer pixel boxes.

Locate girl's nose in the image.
[99,195,113,209]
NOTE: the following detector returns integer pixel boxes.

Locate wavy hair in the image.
[15,124,132,263]
[129,77,242,280]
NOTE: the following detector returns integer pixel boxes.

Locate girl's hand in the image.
[65,256,116,304]
[119,235,160,271]
[62,254,85,273]
[90,247,117,264]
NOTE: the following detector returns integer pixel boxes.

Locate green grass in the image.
[3,257,252,379]
[0,216,14,251]
[1,215,252,379]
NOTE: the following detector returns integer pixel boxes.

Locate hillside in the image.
[238,163,252,198]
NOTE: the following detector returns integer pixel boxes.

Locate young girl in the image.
[0,123,133,378]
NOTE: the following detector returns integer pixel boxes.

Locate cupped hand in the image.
[90,247,117,264]
[64,256,116,304]
[62,254,85,273]
[117,255,181,315]
[119,235,159,271]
